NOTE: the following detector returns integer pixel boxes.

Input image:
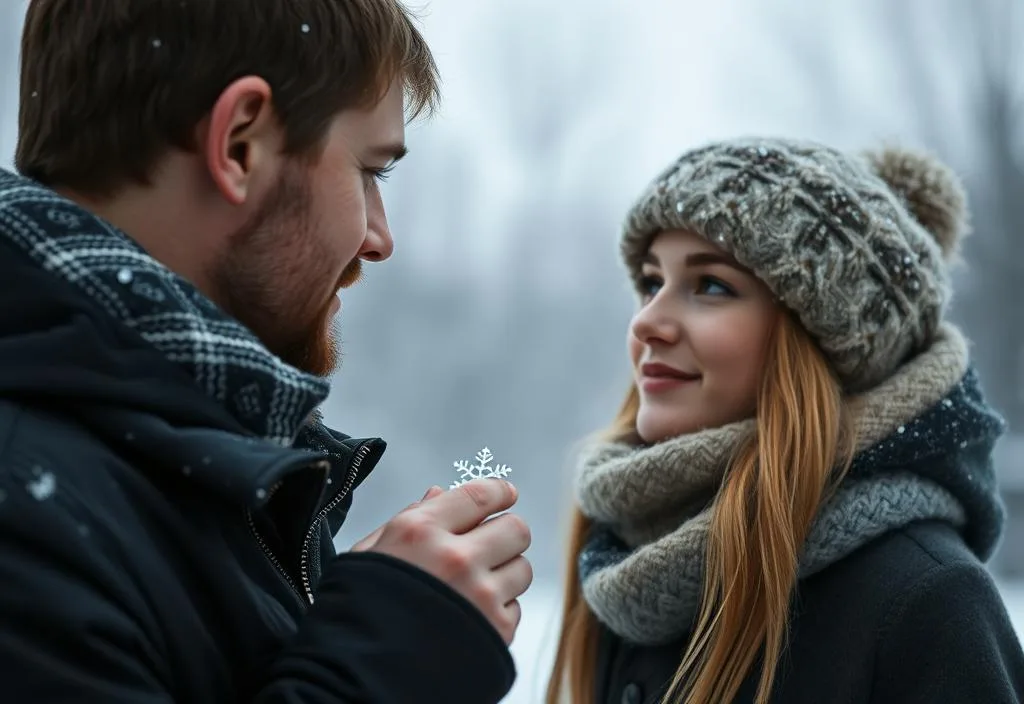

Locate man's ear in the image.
[199,76,282,206]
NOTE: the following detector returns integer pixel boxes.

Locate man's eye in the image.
[363,165,396,187]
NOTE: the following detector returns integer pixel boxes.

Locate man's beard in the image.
[277,257,362,377]
[211,166,360,377]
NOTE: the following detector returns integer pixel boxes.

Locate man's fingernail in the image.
[422,485,443,500]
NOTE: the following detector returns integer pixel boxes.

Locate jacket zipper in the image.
[299,442,372,604]
[245,468,318,605]
[246,506,302,601]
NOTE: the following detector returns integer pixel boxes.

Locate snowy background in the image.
[2,1,1022,701]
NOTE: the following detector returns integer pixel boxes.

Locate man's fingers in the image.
[417,479,518,534]
[422,485,445,501]
[464,512,532,568]
[493,555,533,604]
[350,526,383,552]
[500,599,523,645]
[351,485,445,552]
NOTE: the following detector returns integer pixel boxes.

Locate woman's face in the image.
[628,230,778,443]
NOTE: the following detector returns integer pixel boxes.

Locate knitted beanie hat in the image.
[621,138,969,392]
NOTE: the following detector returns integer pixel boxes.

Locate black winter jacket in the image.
[596,523,1024,704]
[0,170,515,703]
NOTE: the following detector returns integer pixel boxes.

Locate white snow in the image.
[505,582,562,704]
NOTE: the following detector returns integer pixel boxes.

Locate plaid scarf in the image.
[0,169,329,446]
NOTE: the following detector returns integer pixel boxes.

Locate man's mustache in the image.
[338,259,363,289]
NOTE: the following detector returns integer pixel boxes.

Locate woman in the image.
[546,139,1024,703]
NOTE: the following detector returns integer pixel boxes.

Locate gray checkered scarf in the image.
[0,169,329,446]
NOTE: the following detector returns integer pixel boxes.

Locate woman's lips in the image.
[640,375,698,393]
[639,362,700,392]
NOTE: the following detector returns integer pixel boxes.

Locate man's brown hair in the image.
[16,0,440,198]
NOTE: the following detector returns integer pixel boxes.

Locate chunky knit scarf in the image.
[576,324,1006,645]
[0,169,329,446]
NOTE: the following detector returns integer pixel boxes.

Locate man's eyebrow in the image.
[368,142,408,162]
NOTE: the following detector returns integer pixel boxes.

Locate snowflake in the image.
[450,447,512,489]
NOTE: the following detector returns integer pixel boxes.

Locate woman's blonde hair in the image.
[546,311,854,704]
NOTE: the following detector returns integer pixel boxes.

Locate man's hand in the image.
[351,479,532,644]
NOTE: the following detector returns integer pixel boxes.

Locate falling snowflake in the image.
[26,471,56,501]
[450,447,512,489]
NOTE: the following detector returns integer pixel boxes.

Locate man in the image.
[0,1,532,702]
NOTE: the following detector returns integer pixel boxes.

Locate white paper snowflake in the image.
[450,447,512,489]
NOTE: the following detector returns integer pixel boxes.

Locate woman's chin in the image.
[636,418,700,444]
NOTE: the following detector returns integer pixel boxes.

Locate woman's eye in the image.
[696,276,734,296]
[638,274,662,299]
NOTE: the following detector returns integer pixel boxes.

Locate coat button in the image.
[621,682,644,704]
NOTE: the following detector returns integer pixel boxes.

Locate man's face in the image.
[213,83,406,376]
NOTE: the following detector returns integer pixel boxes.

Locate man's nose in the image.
[362,189,394,262]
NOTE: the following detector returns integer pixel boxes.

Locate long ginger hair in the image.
[546,311,854,704]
